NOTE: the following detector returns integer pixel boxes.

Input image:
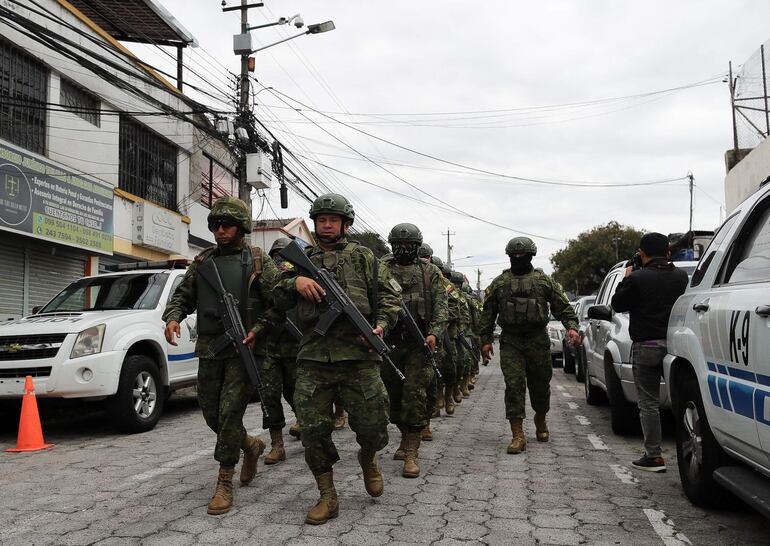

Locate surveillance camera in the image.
[293,15,304,28]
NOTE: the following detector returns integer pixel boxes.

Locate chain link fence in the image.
[733,40,770,150]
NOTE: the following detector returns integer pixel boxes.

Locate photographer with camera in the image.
[611,232,688,472]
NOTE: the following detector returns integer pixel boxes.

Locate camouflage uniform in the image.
[479,268,577,420]
[381,255,448,430]
[273,239,401,475]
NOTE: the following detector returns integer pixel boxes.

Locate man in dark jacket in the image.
[611,232,688,473]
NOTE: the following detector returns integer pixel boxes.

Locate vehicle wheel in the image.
[605,357,640,435]
[0,401,21,432]
[584,361,606,405]
[675,371,732,507]
[551,354,562,368]
[575,346,586,383]
[562,341,576,374]
[107,355,165,433]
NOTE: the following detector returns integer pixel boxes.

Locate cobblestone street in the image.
[0,351,767,545]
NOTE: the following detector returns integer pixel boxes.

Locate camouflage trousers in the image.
[261,353,298,429]
[455,339,472,379]
[499,331,552,420]
[197,356,255,467]
[439,337,457,386]
[381,342,432,430]
[426,371,438,414]
[294,360,390,475]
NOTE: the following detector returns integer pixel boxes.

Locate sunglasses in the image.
[208,218,237,231]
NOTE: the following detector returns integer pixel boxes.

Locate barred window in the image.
[0,38,48,155]
[119,115,178,211]
[200,153,237,208]
[60,78,100,127]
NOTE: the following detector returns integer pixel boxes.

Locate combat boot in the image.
[358,448,384,497]
[422,421,433,442]
[240,434,265,485]
[334,408,347,430]
[431,406,441,419]
[507,419,526,454]
[534,413,549,442]
[444,386,455,415]
[461,377,471,398]
[207,466,235,515]
[306,471,339,525]
[453,383,463,404]
[393,426,407,460]
[402,432,421,478]
[437,391,445,409]
[264,427,286,465]
[289,422,301,439]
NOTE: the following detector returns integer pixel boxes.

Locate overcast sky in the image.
[138,0,770,289]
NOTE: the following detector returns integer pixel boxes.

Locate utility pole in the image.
[688,172,694,232]
[442,227,455,268]
[612,236,621,262]
[476,268,483,297]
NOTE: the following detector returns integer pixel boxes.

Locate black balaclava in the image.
[510,254,534,275]
[393,243,419,265]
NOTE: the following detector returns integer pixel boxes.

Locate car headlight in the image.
[71,324,106,359]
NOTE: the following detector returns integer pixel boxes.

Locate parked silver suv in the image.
[583,260,697,435]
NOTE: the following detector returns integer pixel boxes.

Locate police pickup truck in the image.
[0,260,198,433]
[665,182,770,518]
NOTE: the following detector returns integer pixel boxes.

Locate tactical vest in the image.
[296,242,373,330]
[385,258,432,327]
[195,247,264,335]
[497,269,551,328]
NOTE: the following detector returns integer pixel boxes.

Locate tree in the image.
[550,221,644,296]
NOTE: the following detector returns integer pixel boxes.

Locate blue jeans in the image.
[631,340,667,458]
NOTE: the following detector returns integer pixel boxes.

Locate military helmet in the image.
[309,193,355,224]
[208,197,251,233]
[439,263,452,277]
[450,271,464,285]
[418,243,433,258]
[269,237,291,256]
[431,256,444,268]
[505,236,537,256]
[462,282,472,293]
[387,223,423,245]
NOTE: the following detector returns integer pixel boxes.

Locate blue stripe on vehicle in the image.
[707,375,721,407]
[757,374,770,387]
[717,364,728,375]
[717,377,732,411]
[728,381,755,419]
[168,352,196,361]
[727,366,757,383]
[707,362,717,372]
[754,390,770,427]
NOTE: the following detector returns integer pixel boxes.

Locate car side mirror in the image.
[587,304,612,321]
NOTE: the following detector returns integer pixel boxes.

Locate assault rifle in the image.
[198,259,269,418]
[442,331,454,358]
[457,331,475,354]
[397,304,442,380]
[279,240,405,381]
[285,317,303,342]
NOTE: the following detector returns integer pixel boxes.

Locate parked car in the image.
[569,295,596,380]
[0,260,198,433]
[547,315,566,367]
[664,184,770,517]
[582,259,697,435]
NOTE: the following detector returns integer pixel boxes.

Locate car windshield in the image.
[40,273,170,312]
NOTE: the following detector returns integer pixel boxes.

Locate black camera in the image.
[631,252,643,271]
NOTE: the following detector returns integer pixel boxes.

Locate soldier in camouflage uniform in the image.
[163,197,281,514]
[479,237,579,454]
[419,245,441,440]
[382,224,448,478]
[451,271,474,400]
[273,193,402,525]
[261,237,301,463]
[465,286,483,386]
[439,262,461,414]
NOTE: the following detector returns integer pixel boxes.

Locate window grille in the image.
[60,78,100,127]
[200,153,237,208]
[0,38,48,155]
[119,115,178,211]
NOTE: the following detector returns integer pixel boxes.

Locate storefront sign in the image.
[132,201,182,254]
[0,140,114,254]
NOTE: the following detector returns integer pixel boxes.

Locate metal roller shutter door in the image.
[28,247,86,311]
[0,237,24,320]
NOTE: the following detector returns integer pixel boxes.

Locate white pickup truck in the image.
[0,261,198,433]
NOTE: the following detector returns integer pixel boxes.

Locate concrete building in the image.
[0,0,238,320]
[252,218,315,254]
[725,139,770,212]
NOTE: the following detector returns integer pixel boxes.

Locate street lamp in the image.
[250,20,336,53]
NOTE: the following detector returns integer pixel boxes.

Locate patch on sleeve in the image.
[389,278,402,293]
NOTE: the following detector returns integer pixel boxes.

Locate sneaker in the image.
[631,455,666,473]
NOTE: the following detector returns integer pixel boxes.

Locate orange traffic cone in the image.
[5,376,54,452]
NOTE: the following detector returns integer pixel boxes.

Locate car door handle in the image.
[756,305,770,318]
[692,302,710,312]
